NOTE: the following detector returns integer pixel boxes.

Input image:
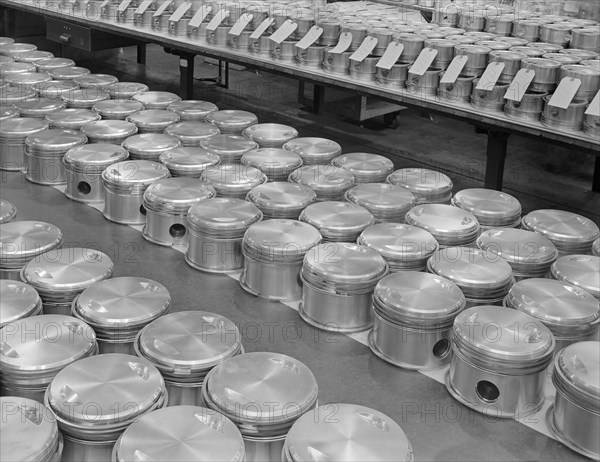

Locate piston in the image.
[512,19,541,42]
[241,148,303,181]
[240,219,322,301]
[0,220,62,281]
[376,63,410,87]
[206,110,258,134]
[571,27,600,52]
[540,23,575,47]
[228,30,253,50]
[153,12,171,31]
[470,79,509,112]
[242,123,298,148]
[0,280,42,328]
[283,137,342,165]
[246,182,316,219]
[451,188,522,229]
[92,100,145,120]
[317,20,341,46]
[423,39,456,69]
[169,17,191,37]
[559,65,600,100]
[458,12,486,32]
[438,73,476,101]
[393,34,426,64]
[132,91,182,109]
[0,42,37,57]
[159,146,220,177]
[126,109,181,134]
[293,15,316,40]
[104,82,149,100]
[505,279,600,350]
[0,314,97,401]
[300,242,388,332]
[48,66,91,81]
[202,163,268,198]
[73,73,119,89]
[167,100,218,121]
[249,35,272,56]
[432,6,460,27]
[488,50,525,83]
[81,120,138,144]
[541,96,587,131]
[207,25,232,46]
[6,72,52,90]
[299,201,374,242]
[72,277,170,355]
[202,352,318,462]
[134,311,242,406]
[446,306,555,418]
[0,105,18,122]
[371,29,395,56]
[349,57,379,82]
[165,121,221,146]
[551,255,600,301]
[560,48,599,61]
[33,80,79,99]
[345,183,416,223]
[594,238,600,256]
[527,42,565,53]
[133,8,155,29]
[0,117,49,171]
[63,144,129,203]
[45,108,100,130]
[288,164,355,202]
[406,203,480,247]
[485,15,514,37]
[21,247,113,315]
[428,246,514,306]
[332,152,394,183]
[61,88,110,108]
[44,354,168,462]
[296,45,327,68]
[34,58,76,73]
[24,128,87,185]
[283,404,413,462]
[370,271,465,369]
[342,24,368,51]
[186,198,262,273]
[102,160,170,225]
[584,111,600,136]
[406,69,442,95]
[322,49,351,74]
[122,133,181,161]
[504,90,548,120]
[387,168,453,204]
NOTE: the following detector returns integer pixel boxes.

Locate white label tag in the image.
[100,0,110,9]
[329,32,352,54]
[295,26,323,50]
[408,48,438,76]
[188,5,210,28]
[153,0,172,17]
[169,2,191,22]
[476,62,505,90]
[504,69,535,102]
[585,91,600,116]
[376,42,404,69]
[350,36,378,62]
[229,13,253,36]
[135,0,153,14]
[250,18,274,40]
[180,59,187,68]
[269,19,298,44]
[440,55,468,84]
[548,77,582,109]
[118,0,132,12]
[206,9,229,31]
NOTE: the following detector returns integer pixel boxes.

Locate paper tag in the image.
[548,77,582,109]
[100,0,110,9]
[206,9,229,31]
[350,36,378,62]
[169,2,191,22]
[250,18,274,40]
[118,0,132,12]
[585,91,600,116]
[153,0,172,17]
[408,48,438,76]
[440,55,468,84]
[188,5,210,28]
[269,19,298,44]
[504,69,535,102]
[476,62,505,90]
[329,32,352,54]
[180,59,188,68]
[376,42,404,69]
[229,13,253,36]
[135,0,153,14]
[295,26,323,50]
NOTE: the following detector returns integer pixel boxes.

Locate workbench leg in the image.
[312,85,325,115]
[484,130,509,191]
[137,44,146,65]
[179,54,195,100]
[593,156,600,193]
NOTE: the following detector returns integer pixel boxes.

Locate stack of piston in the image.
[241,148,303,181]
[370,271,465,369]
[358,223,439,272]
[122,133,181,161]
[159,147,221,178]
[200,135,258,164]
[387,168,453,204]
[21,247,113,315]
[241,219,322,301]
[299,201,374,242]
[0,314,98,401]
[428,246,515,307]
[201,163,267,199]
[246,182,316,219]
[72,277,171,354]
[345,183,417,223]
[406,204,480,247]
[0,220,63,281]
[134,311,243,406]
[452,188,522,229]
[0,118,49,171]
[288,164,356,201]
[551,255,600,301]
[332,152,394,183]
[0,280,42,328]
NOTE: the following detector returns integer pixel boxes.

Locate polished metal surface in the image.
[246,182,316,219]
[0,62,37,77]
[113,406,245,462]
[92,100,145,120]
[0,199,17,224]
[159,146,221,177]
[345,183,416,223]
[48,66,91,80]
[165,121,221,146]
[132,91,181,109]
[593,238,600,257]
[387,168,453,204]
[521,57,562,92]
[541,96,587,131]
[332,152,394,183]
[35,58,76,72]
[104,82,149,99]
[61,88,110,108]
[122,133,181,160]
[126,109,181,134]
[33,80,80,99]
[299,201,374,242]
[200,135,258,164]
[0,280,42,327]
[167,100,219,121]
[0,105,19,122]
[282,137,342,165]
[0,42,37,57]
[452,188,521,227]
[560,64,600,100]
[72,73,119,89]
[1,117,49,171]
[81,120,138,145]
[0,87,37,104]
[45,108,100,130]
[6,72,53,90]
[242,123,299,148]
[551,255,600,300]
[206,110,258,134]
[406,204,480,247]
[288,165,355,202]
[283,403,413,462]
[201,163,267,199]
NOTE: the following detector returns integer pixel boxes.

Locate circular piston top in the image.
[521,209,600,245]
[521,57,562,70]
[102,160,170,187]
[25,128,87,155]
[284,403,413,462]
[0,43,37,56]
[33,80,79,98]
[1,314,97,373]
[164,121,221,144]
[205,110,258,133]
[241,148,303,177]
[453,306,555,364]
[61,88,110,106]
[0,62,36,75]
[143,177,216,213]
[187,198,263,233]
[242,123,299,146]
[406,204,480,239]
[246,182,316,214]
[345,183,416,214]
[6,72,52,87]
[167,100,219,120]
[387,168,453,198]
[358,223,439,260]
[0,117,49,136]
[92,100,145,119]
[72,74,118,89]
[63,143,129,172]
[477,228,558,265]
[114,406,245,462]
[204,352,318,427]
[48,66,91,80]
[282,137,342,164]
[159,147,220,175]
[122,133,181,156]
[0,397,59,462]
[553,341,600,410]
[136,311,242,374]
[551,255,600,298]
[74,277,170,327]
[47,354,165,425]
[201,164,268,193]
[452,188,521,224]
[200,135,258,161]
[288,165,355,194]
[21,248,113,292]
[127,109,181,129]
[34,58,75,71]
[299,201,374,239]
[81,120,138,140]
[132,91,182,109]
[45,108,100,129]
[13,52,51,64]
[0,220,63,262]
[332,152,394,180]
[0,280,40,327]
[104,82,149,98]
